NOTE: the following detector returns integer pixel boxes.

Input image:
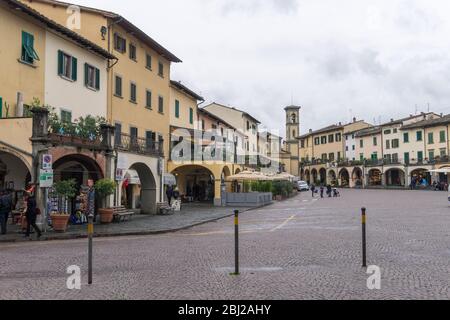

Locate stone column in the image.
[214,178,222,206]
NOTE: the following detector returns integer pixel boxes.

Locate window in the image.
[189,108,194,124]
[300,140,305,148]
[337,152,341,160]
[328,134,334,143]
[428,150,435,160]
[440,130,446,143]
[418,151,424,162]
[60,110,72,123]
[403,132,409,143]
[386,140,391,149]
[158,62,164,77]
[58,50,77,81]
[371,152,378,161]
[328,153,335,161]
[21,31,39,64]
[146,54,152,70]
[129,43,137,61]
[115,75,122,97]
[352,145,355,151]
[114,33,126,53]
[321,154,327,161]
[146,90,152,109]
[384,129,391,135]
[158,96,164,113]
[360,139,364,148]
[130,127,138,145]
[393,128,398,134]
[345,146,349,151]
[440,148,446,157]
[212,124,217,130]
[373,137,378,146]
[130,82,137,103]
[404,152,410,164]
[360,153,364,161]
[314,137,320,145]
[392,139,399,149]
[146,131,155,150]
[392,153,399,163]
[201,120,205,130]
[416,131,423,141]
[321,136,327,144]
[175,100,180,118]
[428,132,434,144]
[0,96,2,118]
[84,64,100,90]
[336,133,342,142]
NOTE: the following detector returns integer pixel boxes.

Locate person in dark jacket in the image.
[326,184,332,198]
[24,192,42,239]
[0,190,13,235]
[320,185,325,198]
[310,184,316,197]
[166,185,174,206]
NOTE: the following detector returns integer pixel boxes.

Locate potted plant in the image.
[95,179,117,224]
[51,179,77,232]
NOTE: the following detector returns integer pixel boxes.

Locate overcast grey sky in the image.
[76,0,450,136]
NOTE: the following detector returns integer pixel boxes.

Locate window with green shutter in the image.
[84,63,100,90]
[175,100,180,118]
[115,76,122,97]
[0,96,2,118]
[58,50,77,81]
[403,132,409,143]
[158,96,164,113]
[404,152,410,164]
[130,83,137,103]
[416,131,423,141]
[428,132,434,144]
[440,130,446,143]
[21,31,39,64]
[60,110,72,123]
[146,90,152,109]
[418,151,424,162]
[189,108,193,124]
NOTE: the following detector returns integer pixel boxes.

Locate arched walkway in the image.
[385,168,405,187]
[339,168,350,187]
[319,168,327,185]
[125,162,157,214]
[328,170,337,186]
[311,169,318,185]
[171,165,216,204]
[368,169,382,186]
[410,168,431,187]
[352,167,363,188]
[304,169,311,184]
[0,151,31,191]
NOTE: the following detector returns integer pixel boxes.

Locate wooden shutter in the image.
[58,50,64,75]
[71,56,77,81]
[95,68,100,90]
[84,63,89,86]
[0,97,2,118]
[175,100,179,118]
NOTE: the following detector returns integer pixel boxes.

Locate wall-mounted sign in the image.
[39,169,54,188]
[42,154,53,170]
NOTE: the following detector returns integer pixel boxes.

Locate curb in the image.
[0,203,274,244]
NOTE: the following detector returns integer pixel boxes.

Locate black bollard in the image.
[88,214,94,284]
[361,207,367,268]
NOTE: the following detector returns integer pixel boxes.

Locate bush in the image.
[94,179,116,198]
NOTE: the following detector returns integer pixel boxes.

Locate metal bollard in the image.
[88,214,94,285]
[232,210,240,276]
[361,207,367,268]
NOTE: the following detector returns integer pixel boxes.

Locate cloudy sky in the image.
[75,0,450,136]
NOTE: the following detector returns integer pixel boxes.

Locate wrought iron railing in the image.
[116,133,163,156]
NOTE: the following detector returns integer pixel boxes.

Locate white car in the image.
[297,181,309,192]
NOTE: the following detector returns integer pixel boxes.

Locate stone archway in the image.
[385,168,405,187]
[352,167,363,188]
[319,168,327,185]
[328,169,337,186]
[304,169,311,184]
[0,150,31,191]
[127,162,157,214]
[339,168,350,187]
[171,165,216,204]
[311,169,318,184]
[368,169,382,186]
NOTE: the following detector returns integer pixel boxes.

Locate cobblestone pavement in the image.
[0,203,248,243]
[1,189,450,300]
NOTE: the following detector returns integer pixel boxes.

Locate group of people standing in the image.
[310,184,340,198]
[0,188,42,239]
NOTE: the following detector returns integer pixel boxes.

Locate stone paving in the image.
[1,189,450,300]
[0,203,248,243]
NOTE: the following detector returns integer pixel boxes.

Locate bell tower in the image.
[284,105,301,177]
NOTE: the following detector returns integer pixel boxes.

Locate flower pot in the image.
[51,214,70,232]
[98,208,114,224]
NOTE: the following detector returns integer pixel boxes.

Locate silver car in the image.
[297,181,309,192]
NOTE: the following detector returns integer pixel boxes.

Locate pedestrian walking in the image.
[166,185,174,206]
[320,186,324,198]
[0,189,13,235]
[24,191,42,240]
[311,184,316,197]
[326,184,332,198]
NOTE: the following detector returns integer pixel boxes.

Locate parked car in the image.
[297,181,309,192]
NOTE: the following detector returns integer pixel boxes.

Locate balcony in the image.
[116,133,164,157]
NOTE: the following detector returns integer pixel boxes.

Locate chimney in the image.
[390,118,394,122]
[309,129,312,133]
[353,117,357,123]
[338,122,342,126]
